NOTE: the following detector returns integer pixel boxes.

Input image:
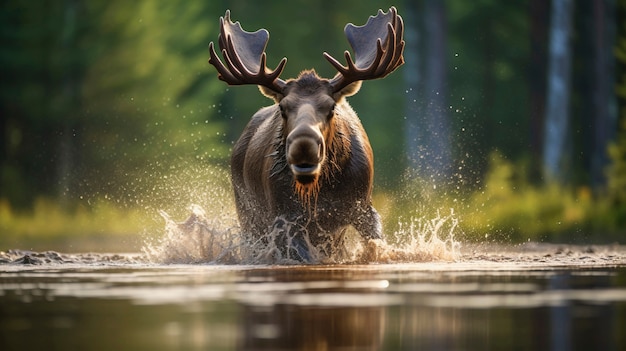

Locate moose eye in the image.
[327,104,336,119]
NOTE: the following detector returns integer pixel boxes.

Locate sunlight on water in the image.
[144,205,461,265]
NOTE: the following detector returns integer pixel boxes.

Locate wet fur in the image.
[230,71,381,256]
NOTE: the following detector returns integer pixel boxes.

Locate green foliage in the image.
[76,1,232,198]
[607,2,626,229]
[0,197,160,251]
[462,152,594,241]
[605,112,626,230]
[0,1,229,207]
[380,151,618,244]
[607,118,626,204]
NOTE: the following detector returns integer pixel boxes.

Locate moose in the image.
[208,7,404,262]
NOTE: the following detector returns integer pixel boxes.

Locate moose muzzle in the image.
[286,122,324,184]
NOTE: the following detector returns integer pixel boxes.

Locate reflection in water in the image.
[237,269,388,350]
[241,305,384,350]
[1,258,626,350]
[550,273,572,351]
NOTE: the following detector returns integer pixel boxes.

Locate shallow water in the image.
[1,244,626,351]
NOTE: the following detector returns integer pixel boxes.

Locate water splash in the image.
[380,210,461,262]
[143,205,240,264]
[144,205,461,265]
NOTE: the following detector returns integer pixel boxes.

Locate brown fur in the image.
[294,178,320,207]
[231,70,382,259]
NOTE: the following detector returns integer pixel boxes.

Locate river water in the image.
[1,242,626,351]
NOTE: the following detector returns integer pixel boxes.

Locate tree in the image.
[403,0,452,181]
[543,0,575,182]
[529,0,550,181]
[0,1,88,206]
[609,0,626,207]
[589,0,618,189]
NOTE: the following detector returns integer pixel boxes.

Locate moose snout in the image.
[286,125,324,182]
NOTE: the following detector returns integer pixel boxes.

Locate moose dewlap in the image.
[208,7,405,262]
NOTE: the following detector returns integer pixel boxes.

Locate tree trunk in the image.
[543,0,574,183]
[404,0,451,181]
[590,0,618,189]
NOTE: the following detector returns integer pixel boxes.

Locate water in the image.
[1,243,626,351]
[2,205,626,350]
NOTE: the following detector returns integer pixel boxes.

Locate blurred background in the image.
[1,0,625,251]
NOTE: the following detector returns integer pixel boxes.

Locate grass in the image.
[0,197,162,252]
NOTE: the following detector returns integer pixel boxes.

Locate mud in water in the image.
[0,250,144,266]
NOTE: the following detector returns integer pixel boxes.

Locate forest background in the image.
[1,0,626,251]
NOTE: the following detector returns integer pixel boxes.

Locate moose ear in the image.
[259,85,284,102]
[333,80,362,101]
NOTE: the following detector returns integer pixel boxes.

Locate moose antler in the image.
[208,10,287,93]
[324,7,405,92]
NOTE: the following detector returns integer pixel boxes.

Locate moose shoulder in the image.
[208,7,405,262]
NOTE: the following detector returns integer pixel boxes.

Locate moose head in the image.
[208,7,404,262]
